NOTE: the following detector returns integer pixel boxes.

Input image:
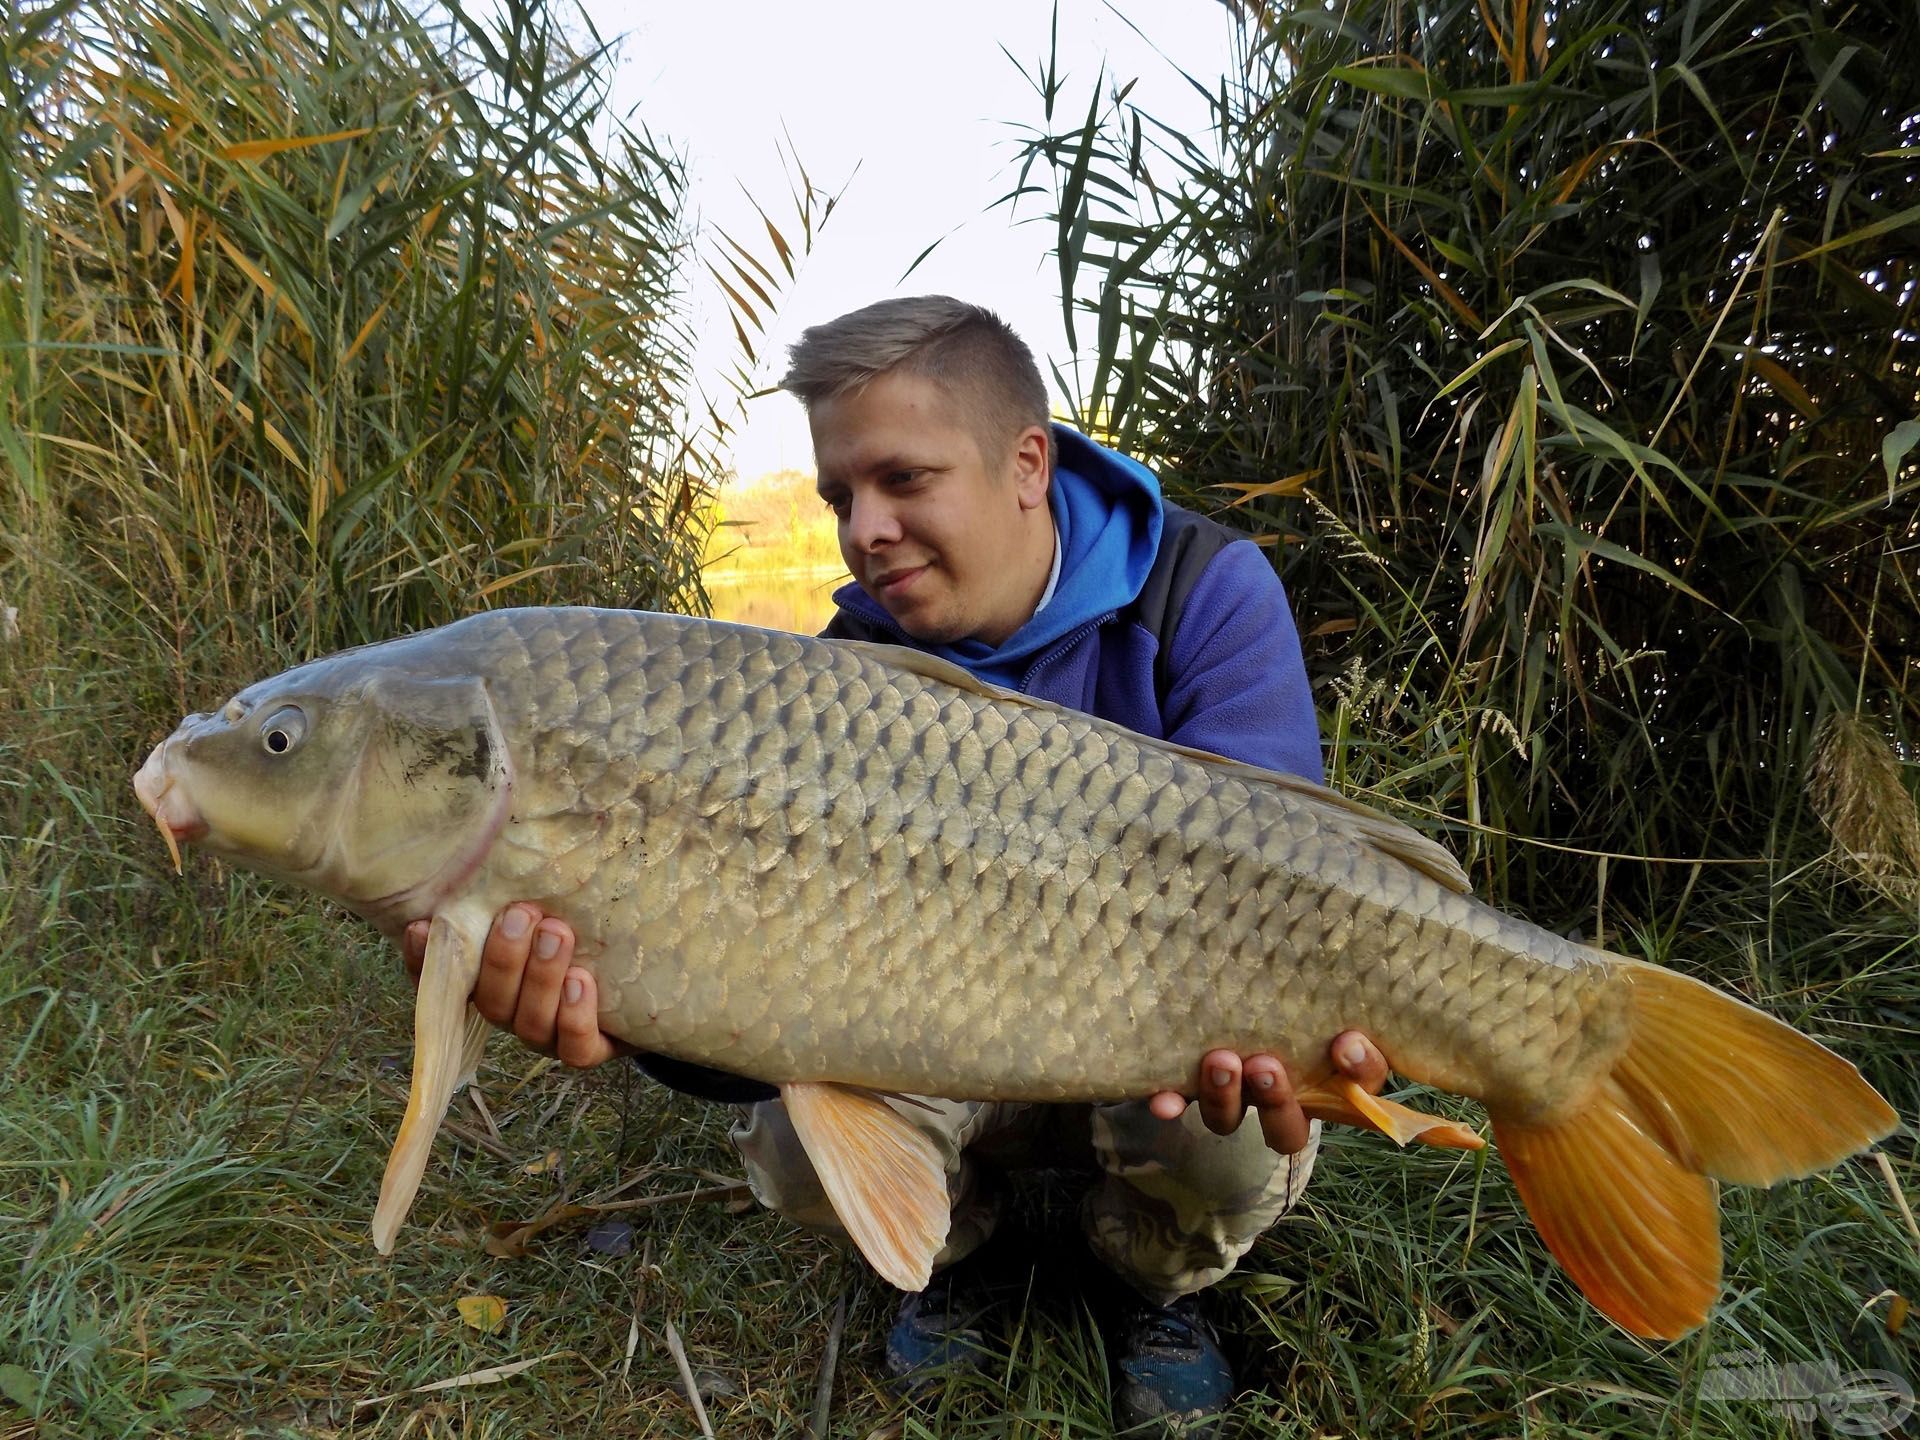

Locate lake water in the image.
[704,565,849,636]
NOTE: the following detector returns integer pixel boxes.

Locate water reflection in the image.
[705,566,849,637]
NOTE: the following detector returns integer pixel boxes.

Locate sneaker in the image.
[883,1264,989,1392]
[1111,1292,1233,1434]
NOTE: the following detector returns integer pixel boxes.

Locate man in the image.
[403,297,1387,1430]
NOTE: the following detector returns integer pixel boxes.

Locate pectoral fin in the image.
[780,1082,951,1292]
[455,1004,490,1092]
[1296,1076,1485,1151]
[371,906,489,1254]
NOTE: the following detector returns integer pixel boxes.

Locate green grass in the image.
[2,627,1913,1437]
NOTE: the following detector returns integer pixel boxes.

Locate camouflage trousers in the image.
[731,1097,1320,1305]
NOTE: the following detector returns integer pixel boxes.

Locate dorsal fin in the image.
[833,637,1473,896]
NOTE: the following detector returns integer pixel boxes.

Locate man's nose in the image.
[846,492,903,551]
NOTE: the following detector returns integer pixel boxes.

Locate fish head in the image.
[134,656,511,920]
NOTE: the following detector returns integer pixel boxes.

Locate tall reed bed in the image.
[1018,0,1919,917]
[2,0,725,689]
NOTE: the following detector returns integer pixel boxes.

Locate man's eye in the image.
[887,470,921,487]
[821,494,849,518]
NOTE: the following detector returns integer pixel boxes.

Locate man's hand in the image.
[1147,1032,1390,1155]
[400,905,632,1070]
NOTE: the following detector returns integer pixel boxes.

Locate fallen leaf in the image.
[523,1149,562,1176]
[456,1294,507,1333]
[693,1367,743,1400]
[584,1219,634,1257]
[1889,1293,1909,1337]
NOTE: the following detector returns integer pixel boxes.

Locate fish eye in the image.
[260,706,307,756]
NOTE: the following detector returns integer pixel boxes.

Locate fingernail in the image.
[502,908,531,940]
[535,929,560,960]
[1251,1071,1275,1091]
[563,975,582,1004]
[1339,1037,1367,1068]
[1209,1067,1233,1089]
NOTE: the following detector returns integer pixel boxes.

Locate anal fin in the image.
[1297,1076,1486,1151]
[781,1082,951,1292]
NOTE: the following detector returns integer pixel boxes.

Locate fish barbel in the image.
[133,607,1897,1337]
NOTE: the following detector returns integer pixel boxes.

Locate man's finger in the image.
[1254,1095,1313,1155]
[509,919,573,1051]
[1146,1091,1188,1122]
[554,968,623,1070]
[401,920,428,984]
[1330,1030,1390,1094]
[471,904,539,1027]
[1243,1053,1311,1153]
[1195,1049,1243,1136]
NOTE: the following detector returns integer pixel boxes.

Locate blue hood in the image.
[832,424,1164,688]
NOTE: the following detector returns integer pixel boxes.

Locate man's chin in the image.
[884,603,965,647]
[894,619,963,645]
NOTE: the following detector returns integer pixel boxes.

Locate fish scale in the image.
[380,607,1620,1110]
[135,604,1898,1337]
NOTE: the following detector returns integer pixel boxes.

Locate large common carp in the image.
[133,607,1897,1338]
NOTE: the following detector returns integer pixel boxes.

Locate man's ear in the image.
[1010,424,1051,510]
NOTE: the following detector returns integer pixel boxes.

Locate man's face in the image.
[811,369,1050,647]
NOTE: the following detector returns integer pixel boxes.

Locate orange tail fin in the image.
[1493,960,1899,1340]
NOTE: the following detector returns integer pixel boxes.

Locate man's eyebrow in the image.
[816,453,917,490]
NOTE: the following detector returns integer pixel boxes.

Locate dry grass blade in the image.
[352,1352,560,1411]
[806,1289,849,1440]
[484,1182,752,1258]
[1874,1152,1920,1257]
[663,1318,715,1440]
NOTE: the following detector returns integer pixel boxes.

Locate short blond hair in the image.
[781,296,1051,469]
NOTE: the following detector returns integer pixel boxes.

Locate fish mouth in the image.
[133,739,206,874]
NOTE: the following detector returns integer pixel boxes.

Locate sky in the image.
[580,0,1240,481]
